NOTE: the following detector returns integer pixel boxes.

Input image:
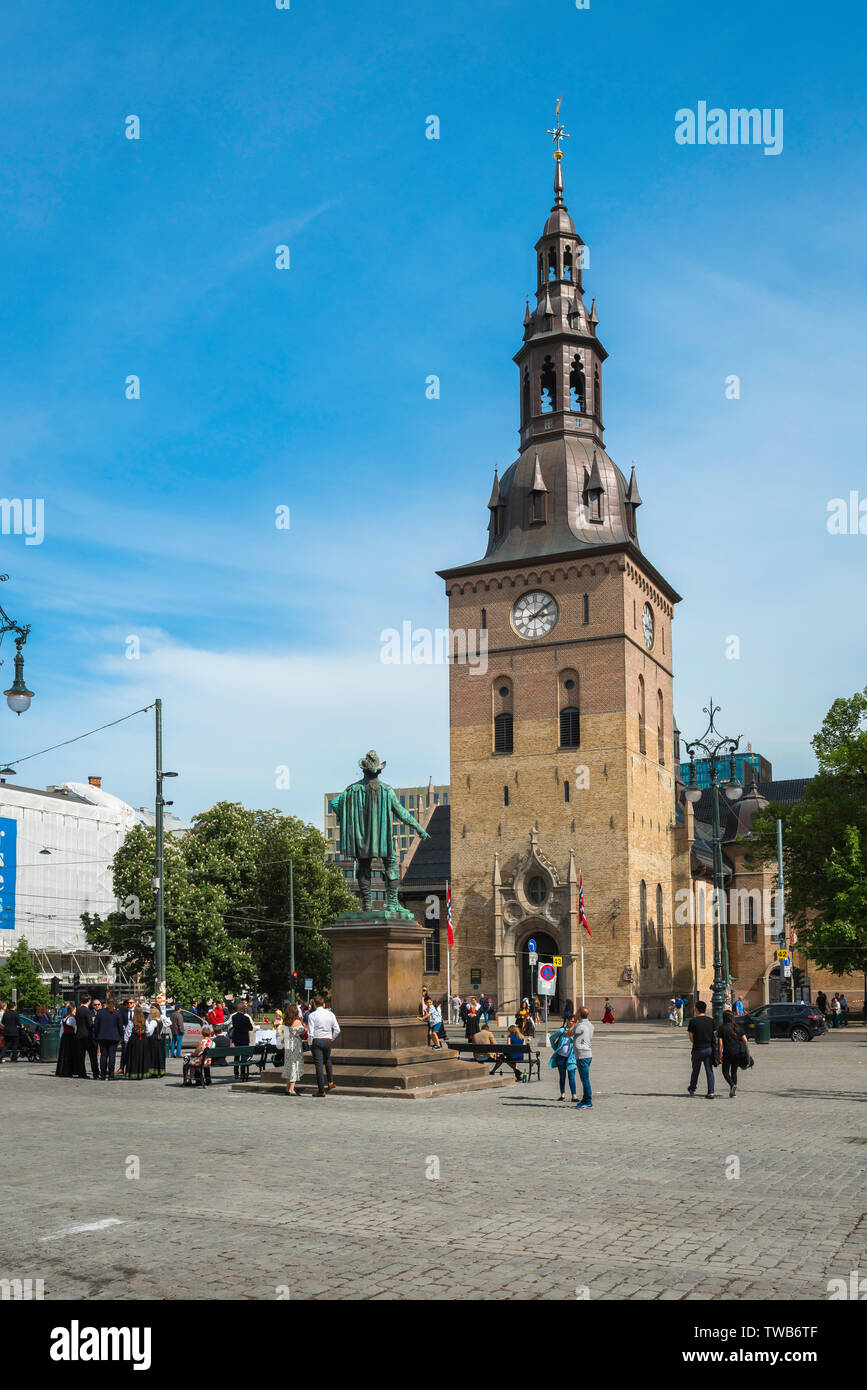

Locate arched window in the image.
[494,714,513,754]
[657,689,665,765]
[640,880,648,969]
[527,875,547,905]
[569,354,586,412]
[593,366,601,421]
[657,883,665,967]
[638,675,646,755]
[493,678,514,754]
[480,608,487,630]
[563,245,573,281]
[558,671,580,747]
[522,368,530,425]
[698,888,706,969]
[538,255,543,286]
[548,247,557,281]
[540,356,557,413]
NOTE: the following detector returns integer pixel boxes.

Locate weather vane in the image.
[547,97,570,160]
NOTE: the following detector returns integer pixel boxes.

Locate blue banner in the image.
[0,817,17,930]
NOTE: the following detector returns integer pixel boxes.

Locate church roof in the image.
[401,804,450,885]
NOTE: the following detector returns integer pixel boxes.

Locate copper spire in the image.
[547,97,570,206]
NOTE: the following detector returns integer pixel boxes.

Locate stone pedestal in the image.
[237,910,513,1100]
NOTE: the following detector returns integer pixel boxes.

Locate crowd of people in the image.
[815,991,849,1027]
[53,996,168,1080]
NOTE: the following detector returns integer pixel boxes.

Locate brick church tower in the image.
[438,122,682,1019]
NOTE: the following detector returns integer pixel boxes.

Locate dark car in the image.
[740,1001,826,1042]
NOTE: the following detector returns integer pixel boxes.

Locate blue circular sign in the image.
[539,963,556,983]
[527,938,537,952]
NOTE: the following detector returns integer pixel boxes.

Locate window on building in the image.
[640,880,648,969]
[494,712,514,754]
[698,889,706,969]
[744,898,758,945]
[540,356,557,413]
[657,883,665,967]
[548,247,557,281]
[563,245,573,281]
[594,366,601,420]
[638,675,646,755]
[522,369,530,425]
[564,780,570,803]
[657,689,665,766]
[560,707,580,747]
[569,354,585,412]
[503,784,510,807]
[425,924,441,974]
[583,594,590,624]
[481,607,487,630]
[527,875,547,905]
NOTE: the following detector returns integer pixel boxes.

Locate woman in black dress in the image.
[124,1005,150,1080]
[55,1004,79,1077]
[147,1005,166,1078]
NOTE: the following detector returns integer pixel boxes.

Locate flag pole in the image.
[580,926,585,1006]
[445,880,451,1011]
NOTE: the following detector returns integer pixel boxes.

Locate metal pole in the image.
[776,818,791,1002]
[155,698,165,1004]
[289,858,295,1003]
[579,930,585,1007]
[710,763,726,1028]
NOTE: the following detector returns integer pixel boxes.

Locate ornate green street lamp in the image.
[0,583,34,714]
[683,700,743,1027]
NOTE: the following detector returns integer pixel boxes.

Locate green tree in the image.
[0,938,51,1012]
[749,688,867,998]
[83,803,354,1004]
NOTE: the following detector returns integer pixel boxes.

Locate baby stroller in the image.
[18,1025,41,1061]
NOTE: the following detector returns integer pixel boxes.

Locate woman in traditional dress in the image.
[123,1005,150,1080]
[282,1003,306,1096]
[147,1005,165,1078]
[602,997,615,1024]
[55,1004,78,1077]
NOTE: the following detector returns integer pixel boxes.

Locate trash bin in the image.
[754,1016,771,1045]
[39,1026,60,1064]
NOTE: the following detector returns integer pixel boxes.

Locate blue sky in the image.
[0,0,864,826]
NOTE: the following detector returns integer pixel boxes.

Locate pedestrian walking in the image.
[117,997,135,1075]
[562,997,574,1027]
[815,990,827,1023]
[306,995,341,1096]
[832,994,842,1029]
[602,998,615,1024]
[94,997,124,1080]
[840,993,849,1027]
[428,997,444,1049]
[147,1005,166,1078]
[573,1006,594,1110]
[675,995,685,1026]
[75,996,99,1079]
[282,1003,306,1096]
[667,999,677,1027]
[686,1000,717,1098]
[123,1005,150,1080]
[451,992,462,1025]
[55,1004,79,1077]
[548,1016,578,1101]
[717,1009,751,1098]
[0,1000,21,1063]
[169,1005,185,1058]
[733,996,744,1018]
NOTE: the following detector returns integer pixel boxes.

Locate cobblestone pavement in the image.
[2,1026,864,1301]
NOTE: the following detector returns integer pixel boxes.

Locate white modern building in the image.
[0,774,186,992]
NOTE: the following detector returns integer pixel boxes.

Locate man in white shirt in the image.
[306,996,341,1095]
[451,993,462,1024]
[573,1007,594,1111]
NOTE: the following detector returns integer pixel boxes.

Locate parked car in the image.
[740,1001,826,1042]
[168,1009,210,1050]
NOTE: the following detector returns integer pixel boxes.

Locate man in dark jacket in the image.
[687,1000,718,1098]
[93,999,124,1080]
[229,999,255,1080]
[1,1001,20,1062]
[169,1006,185,1058]
[75,995,100,1079]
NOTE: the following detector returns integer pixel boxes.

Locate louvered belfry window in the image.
[494,712,514,754]
[559,706,580,747]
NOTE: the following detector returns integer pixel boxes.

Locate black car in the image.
[740,1001,826,1042]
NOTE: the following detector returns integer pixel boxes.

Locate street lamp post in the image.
[0,583,35,716]
[153,698,178,1005]
[683,699,743,1028]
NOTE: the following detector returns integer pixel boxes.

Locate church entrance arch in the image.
[518,928,560,1016]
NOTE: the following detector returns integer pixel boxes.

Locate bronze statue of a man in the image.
[329,751,430,913]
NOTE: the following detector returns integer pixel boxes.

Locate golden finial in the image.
[547,96,570,161]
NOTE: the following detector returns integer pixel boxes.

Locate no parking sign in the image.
[537,962,557,997]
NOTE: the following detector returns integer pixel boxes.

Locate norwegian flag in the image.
[579,871,592,937]
[445,882,454,949]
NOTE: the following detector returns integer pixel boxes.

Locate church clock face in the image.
[512,590,559,640]
[642,602,655,650]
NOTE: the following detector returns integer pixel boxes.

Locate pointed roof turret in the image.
[590,297,599,326]
[626,465,642,508]
[530,453,547,493]
[487,469,501,509]
[587,451,604,496]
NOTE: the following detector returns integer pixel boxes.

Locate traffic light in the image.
[72,971,81,989]
[291,971,298,982]
[50,976,60,996]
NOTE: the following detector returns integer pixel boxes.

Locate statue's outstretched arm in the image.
[391,797,430,838]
